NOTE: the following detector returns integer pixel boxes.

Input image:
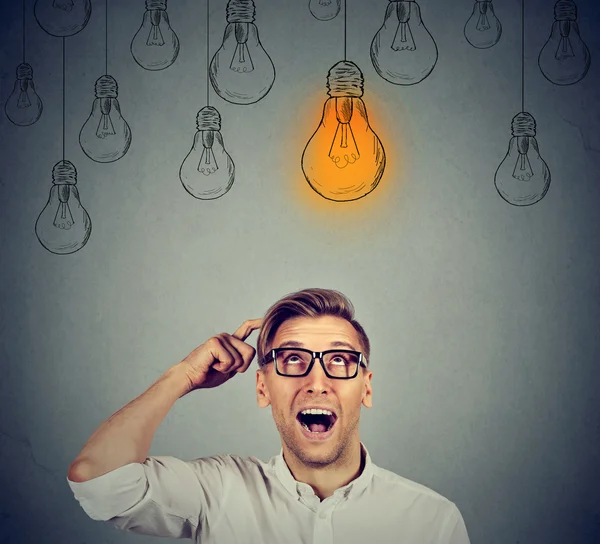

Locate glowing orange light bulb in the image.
[301,61,386,202]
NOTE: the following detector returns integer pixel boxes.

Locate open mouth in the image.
[296,408,337,434]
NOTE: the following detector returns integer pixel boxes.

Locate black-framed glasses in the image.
[262,348,367,379]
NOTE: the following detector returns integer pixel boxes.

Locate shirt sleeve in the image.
[66,455,230,540]
[443,503,471,544]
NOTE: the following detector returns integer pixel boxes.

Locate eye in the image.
[329,356,347,365]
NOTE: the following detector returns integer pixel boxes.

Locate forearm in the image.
[67,363,191,482]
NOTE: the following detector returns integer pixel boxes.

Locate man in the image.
[67,288,470,543]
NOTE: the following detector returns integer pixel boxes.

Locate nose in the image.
[304,355,331,394]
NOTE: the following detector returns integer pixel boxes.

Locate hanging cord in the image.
[343,0,347,61]
[22,0,26,63]
[105,0,108,74]
[521,0,524,112]
[207,0,210,106]
[62,36,65,161]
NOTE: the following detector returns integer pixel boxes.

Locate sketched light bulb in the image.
[494,112,551,206]
[35,160,92,254]
[5,63,43,126]
[464,1,501,49]
[179,107,235,200]
[79,75,132,163]
[301,61,386,202]
[538,0,590,85]
[371,0,438,85]
[131,0,180,71]
[34,0,91,37]
[309,0,341,21]
[209,0,276,105]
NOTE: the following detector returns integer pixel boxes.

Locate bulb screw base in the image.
[95,75,118,98]
[146,0,166,10]
[327,61,364,98]
[227,0,255,23]
[196,106,221,131]
[511,112,536,137]
[554,0,576,20]
[52,160,78,185]
[16,63,33,80]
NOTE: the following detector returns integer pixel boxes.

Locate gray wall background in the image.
[1,0,599,542]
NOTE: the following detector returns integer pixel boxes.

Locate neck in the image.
[282,438,365,500]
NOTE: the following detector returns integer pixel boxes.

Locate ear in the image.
[361,370,373,408]
[256,368,271,408]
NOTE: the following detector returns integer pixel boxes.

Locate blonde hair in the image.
[256,288,370,367]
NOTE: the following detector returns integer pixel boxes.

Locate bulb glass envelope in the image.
[131,2,180,71]
[35,160,92,254]
[371,0,438,85]
[464,0,502,49]
[302,61,385,202]
[5,63,43,126]
[34,0,92,37]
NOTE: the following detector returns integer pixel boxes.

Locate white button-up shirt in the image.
[67,444,470,543]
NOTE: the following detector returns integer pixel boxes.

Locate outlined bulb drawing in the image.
[464,1,501,49]
[179,106,235,200]
[131,0,180,71]
[494,112,551,206]
[301,61,386,202]
[34,0,91,37]
[538,0,590,85]
[309,0,341,21]
[35,160,92,254]
[5,63,43,126]
[370,0,438,85]
[79,75,132,163]
[209,0,276,105]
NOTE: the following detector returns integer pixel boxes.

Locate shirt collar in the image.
[271,442,374,501]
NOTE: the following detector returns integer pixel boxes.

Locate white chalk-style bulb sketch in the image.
[494,112,551,206]
[5,63,43,126]
[79,75,132,163]
[301,61,385,202]
[35,160,92,254]
[370,0,438,85]
[538,0,590,85]
[464,0,501,49]
[179,106,235,199]
[34,0,91,37]
[131,0,180,71]
[209,0,276,105]
[309,0,341,21]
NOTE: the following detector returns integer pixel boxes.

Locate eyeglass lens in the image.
[275,349,359,377]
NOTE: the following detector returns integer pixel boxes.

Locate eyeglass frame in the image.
[261,347,368,379]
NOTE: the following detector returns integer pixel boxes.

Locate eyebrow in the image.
[277,340,359,351]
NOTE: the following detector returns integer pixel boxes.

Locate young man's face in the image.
[256,315,373,468]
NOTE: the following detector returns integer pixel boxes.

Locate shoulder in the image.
[370,463,457,510]
[167,452,270,479]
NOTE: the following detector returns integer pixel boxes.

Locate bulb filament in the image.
[556,22,575,60]
[198,131,219,175]
[54,185,75,229]
[230,23,254,73]
[476,3,491,31]
[147,11,165,46]
[329,98,360,169]
[96,99,116,138]
[392,2,416,51]
[512,137,533,181]
[17,80,32,108]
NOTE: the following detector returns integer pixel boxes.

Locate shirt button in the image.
[319,512,327,519]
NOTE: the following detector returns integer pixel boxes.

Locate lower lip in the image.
[296,418,337,441]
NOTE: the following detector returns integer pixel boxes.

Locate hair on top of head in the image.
[256,288,371,367]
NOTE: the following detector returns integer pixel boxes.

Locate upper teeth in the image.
[301,409,333,416]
